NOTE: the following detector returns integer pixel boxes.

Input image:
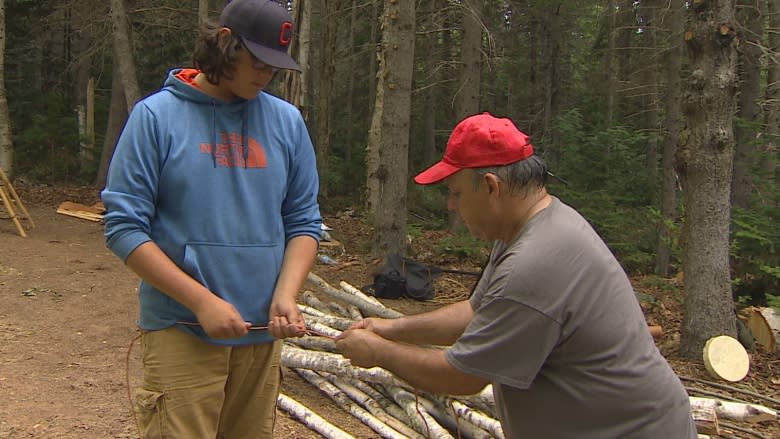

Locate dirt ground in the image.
[1,183,779,439]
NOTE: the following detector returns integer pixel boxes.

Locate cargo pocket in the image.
[135,388,165,439]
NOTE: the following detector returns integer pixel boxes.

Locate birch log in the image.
[340,376,420,433]
[424,393,505,439]
[281,345,410,389]
[305,312,355,331]
[347,304,364,321]
[417,397,494,439]
[308,272,404,318]
[284,336,338,353]
[382,384,454,439]
[689,396,777,423]
[322,373,426,439]
[295,369,409,439]
[340,281,386,308]
[302,290,340,315]
[277,393,355,439]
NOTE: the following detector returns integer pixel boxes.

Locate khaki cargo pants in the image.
[134,328,282,439]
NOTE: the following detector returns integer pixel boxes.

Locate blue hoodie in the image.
[102,69,322,345]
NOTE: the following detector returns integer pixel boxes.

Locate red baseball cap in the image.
[414,112,534,185]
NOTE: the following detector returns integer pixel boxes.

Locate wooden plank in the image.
[56,201,105,222]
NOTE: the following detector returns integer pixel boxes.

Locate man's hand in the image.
[268,296,306,338]
[193,295,251,339]
[335,328,386,368]
[347,317,394,339]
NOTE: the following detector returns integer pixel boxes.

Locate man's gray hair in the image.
[472,155,548,196]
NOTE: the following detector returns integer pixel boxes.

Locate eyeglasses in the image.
[239,42,279,73]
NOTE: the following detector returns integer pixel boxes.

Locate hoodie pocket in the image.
[181,242,283,321]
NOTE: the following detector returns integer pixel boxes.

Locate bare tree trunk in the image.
[95,64,128,189]
[365,0,415,257]
[759,0,779,189]
[605,0,618,127]
[282,0,312,119]
[198,0,209,25]
[368,0,379,120]
[654,0,684,276]
[344,0,357,164]
[0,0,12,176]
[641,0,660,196]
[678,0,739,359]
[110,0,141,110]
[731,0,764,209]
[543,3,563,169]
[455,0,482,120]
[316,0,338,196]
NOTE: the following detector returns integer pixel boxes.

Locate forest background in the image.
[0,0,777,359]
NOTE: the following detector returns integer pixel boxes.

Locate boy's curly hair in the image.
[192,20,242,84]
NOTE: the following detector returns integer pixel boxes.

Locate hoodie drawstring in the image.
[210,100,217,168]
[242,103,249,169]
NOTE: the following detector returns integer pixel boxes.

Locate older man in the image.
[336,113,696,438]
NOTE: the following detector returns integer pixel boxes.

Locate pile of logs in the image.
[278,273,778,439]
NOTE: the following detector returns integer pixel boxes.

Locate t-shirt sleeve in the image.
[446,295,562,390]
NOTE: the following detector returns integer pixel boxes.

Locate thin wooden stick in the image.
[0,168,33,228]
[0,185,26,237]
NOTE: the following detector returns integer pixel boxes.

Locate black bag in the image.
[370,254,436,300]
[368,254,481,301]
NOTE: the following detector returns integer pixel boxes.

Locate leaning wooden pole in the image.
[0,183,24,237]
[0,168,33,228]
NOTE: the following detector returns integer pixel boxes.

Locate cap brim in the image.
[242,37,301,72]
[414,161,461,185]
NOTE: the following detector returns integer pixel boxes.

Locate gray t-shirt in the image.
[446,197,696,438]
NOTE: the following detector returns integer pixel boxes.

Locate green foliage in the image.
[437,231,490,259]
[731,199,780,303]
[547,109,658,272]
[8,89,81,182]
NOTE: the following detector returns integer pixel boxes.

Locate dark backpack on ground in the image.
[367,254,480,301]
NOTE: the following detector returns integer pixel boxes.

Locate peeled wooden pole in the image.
[340,280,386,308]
[277,393,355,439]
[381,384,454,439]
[295,369,409,439]
[322,373,425,439]
[307,272,404,318]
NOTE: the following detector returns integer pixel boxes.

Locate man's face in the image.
[445,170,492,240]
[222,44,277,100]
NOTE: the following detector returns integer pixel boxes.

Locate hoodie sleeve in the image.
[281,113,322,243]
[101,102,162,261]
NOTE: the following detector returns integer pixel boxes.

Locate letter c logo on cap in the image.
[279,22,292,46]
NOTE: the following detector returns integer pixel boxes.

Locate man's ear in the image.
[218,27,234,45]
[484,173,501,195]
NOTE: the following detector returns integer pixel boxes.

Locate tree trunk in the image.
[605,0,618,127]
[455,0,482,120]
[198,0,208,25]
[344,0,357,165]
[760,0,779,188]
[95,64,128,188]
[731,0,764,209]
[0,0,12,176]
[654,0,684,276]
[677,0,739,359]
[110,0,141,110]
[316,0,338,196]
[281,0,312,118]
[365,0,415,257]
[641,0,660,197]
